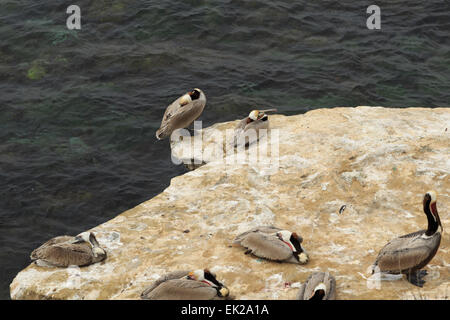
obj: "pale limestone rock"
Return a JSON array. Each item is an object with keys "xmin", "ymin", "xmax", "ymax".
[{"xmin": 10, "ymin": 107, "xmax": 450, "ymax": 300}]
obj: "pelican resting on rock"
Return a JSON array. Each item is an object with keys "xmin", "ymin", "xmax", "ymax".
[
  {"xmin": 156, "ymin": 88, "xmax": 206, "ymax": 140},
  {"xmin": 233, "ymin": 226, "xmax": 309, "ymax": 264},
  {"xmin": 141, "ymin": 269, "xmax": 230, "ymax": 300},
  {"xmin": 31, "ymin": 232, "xmax": 106, "ymax": 267},
  {"xmin": 371, "ymin": 190, "xmax": 443, "ymax": 287},
  {"xmin": 297, "ymin": 272, "xmax": 336, "ymax": 300},
  {"xmin": 233, "ymin": 109, "xmax": 277, "ymax": 147}
]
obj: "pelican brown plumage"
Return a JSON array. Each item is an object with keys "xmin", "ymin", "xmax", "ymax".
[
  {"xmin": 156, "ymin": 88, "xmax": 206, "ymax": 140},
  {"xmin": 297, "ymin": 272, "xmax": 336, "ymax": 300},
  {"xmin": 233, "ymin": 226, "xmax": 309, "ymax": 264},
  {"xmin": 140, "ymin": 269, "xmax": 230, "ymax": 300},
  {"xmin": 233, "ymin": 108, "xmax": 277, "ymax": 147},
  {"xmin": 30, "ymin": 232, "xmax": 106, "ymax": 267},
  {"xmin": 371, "ymin": 190, "xmax": 443, "ymax": 287}
]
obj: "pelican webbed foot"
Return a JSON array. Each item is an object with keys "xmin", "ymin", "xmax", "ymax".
[{"xmin": 407, "ymin": 270, "xmax": 427, "ymax": 287}]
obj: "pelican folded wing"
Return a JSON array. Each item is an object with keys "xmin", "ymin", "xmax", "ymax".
[
  {"xmin": 375, "ymin": 232, "xmax": 441, "ymax": 273},
  {"xmin": 31, "ymin": 240, "xmax": 95, "ymax": 267},
  {"xmin": 142, "ymin": 279, "xmax": 220, "ymax": 300},
  {"xmin": 239, "ymin": 232, "xmax": 293, "ymax": 261}
]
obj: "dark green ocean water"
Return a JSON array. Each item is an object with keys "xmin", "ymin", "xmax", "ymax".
[{"xmin": 0, "ymin": 0, "xmax": 449, "ymax": 299}]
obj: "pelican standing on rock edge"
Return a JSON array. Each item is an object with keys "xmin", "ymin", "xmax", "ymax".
[
  {"xmin": 30, "ymin": 232, "xmax": 107, "ymax": 267},
  {"xmin": 233, "ymin": 108, "xmax": 277, "ymax": 147},
  {"xmin": 156, "ymin": 88, "xmax": 206, "ymax": 140},
  {"xmin": 371, "ymin": 191, "xmax": 443, "ymax": 287},
  {"xmin": 233, "ymin": 226, "xmax": 309, "ymax": 264},
  {"xmin": 140, "ymin": 269, "xmax": 230, "ymax": 300}
]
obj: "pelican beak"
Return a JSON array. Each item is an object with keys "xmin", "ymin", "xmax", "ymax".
[
  {"xmin": 187, "ymin": 272, "xmax": 195, "ymax": 280},
  {"xmin": 260, "ymin": 108, "xmax": 277, "ymax": 113},
  {"xmin": 156, "ymin": 130, "xmax": 162, "ymax": 140},
  {"xmin": 72, "ymin": 236, "xmax": 85, "ymax": 244}
]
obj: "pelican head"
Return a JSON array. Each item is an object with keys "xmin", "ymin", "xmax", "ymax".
[
  {"xmin": 203, "ymin": 269, "xmax": 229, "ymax": 297},
  {"xmin": 249, "ymin": 110, "xmax": 260, "ymax": 121},
  {"xmin": 73, "ymin": 232, "xmax": 92, "ymax": 244},
  {"xmin": 276, "ymin": 230, "xmax": 309, "ymax": 263},
  {"xmin": 187, "ymin": 269, "xmax": 205, "ymax": 281},
  {"xmin": 179, "ymin": 93, "xmax": 193, "ymax": 106},
  {"xmin": 309, "ymin": 283, "xmax": 327, "ymax": 300},
  {"xmin": 186, "ymin": 269, "xmax": 229, "ymax": 296},
  {"xmin": 248, "ymin": 108, "xmax": 278, "ymax": 121},
  {"xmin": 276, "ymin": 230, "xmax": 296, "ymax": 252},
  {"xmin": 190, "ymin": 88, "xmax": 201, "ymax": 100},
  {"xmin": 179, "ymin": 88, "xmax": 203, "ymax": 106},
  {"xmin": 277, "ymin": 230, "xmax": 293, "ymax": 242},
  {"xmin": 73, "ymin": 232, "xmax": 106, "ymax": 258},
  {"xmin": 426, "ymin": 190, "xmax": 437, "ymax": 203}
]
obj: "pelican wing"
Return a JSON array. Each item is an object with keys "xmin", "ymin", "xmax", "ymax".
[
  {"xmin": 157, "ymin": 95, "xmax": 206, "ymax": 139},
  {"xmin": 297, "ymin": 282, "xmax": 306, "ymax": 300},
  {"xmin": 234, "ymin": 226, "xmax": 281, "ymax": 244},
  {"xmin": 141, "ymin": 279, "xmax": 219, "ymax": 300},
  {"xmin": 234, "ymin": 117, "xmax": 248, "ymax": 131},
  {"xmin": 324, "ymin": 272, "xmax": 337, "ymax": 300},
  {"xmin": 232, "ymin": 117, "xmax": 248, "ymax": 146},
  {"xmin": 233, "ymin": 118, "xmax": 269, "ymax": 147},
  {"xmin": 298, "ymin": 273, "xmax": 320, "ymax": 300},
  {"xmin": 160, "ymin": 96, "xmax": 187, "ymax": 123},
  {"xmin": 31, "ymin": 235, "xmax": 73, "ymax": 252},
  {"xmin": 399, "ymin": 230, "xmax": 428, "ymax": 239},
  {"xmin": 246, "ymin": 118, "xmax": 269, "ymax": 132},
  {"xmin": 31, "ymin": 241, "xmax": 93, "ymax": 267},
  {"xmin": 30, "ymin": 235, "xmax": 73, "ymax": 261},
  {"xmin": 374, "ymin": 231, "xmax": 441, "ymax": 273},
  {"xmin": 238, "ymin": 232, "xmax": 293, "ymax": 261},
  {"xmin": 141, "ymin": 270, "xmax": 190, "ymax": 298}
]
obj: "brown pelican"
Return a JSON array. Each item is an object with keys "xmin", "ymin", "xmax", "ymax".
[
  {"xmin": 297, "ymin": 272, "xmax": 336, "ymax": 300},
  {"xmin": 156, "ymin": 88, "xmax": 206, "ymax": 140},
  {"xmin": 233, "ymin": 108, "xmax": 277, "ymax": 147},
  {"xmin": 141, "ymin": 269, "xmax": 230, "ymax": 300},
  {"xmin": 371, "ymin": 191, "xmax": 443, "ymax": 287},
  {"xmin": 233, "ymin": 226, "xmax": 309, "ymax": 264},
  {"xmin": 30, "ymin": 232, "xmax": 106, "ymax": 267}
]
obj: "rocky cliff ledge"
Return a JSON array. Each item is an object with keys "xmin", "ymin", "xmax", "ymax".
[{"xmin": 10, "ymin": 107, "xmax": 449, "ymax": 300}]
